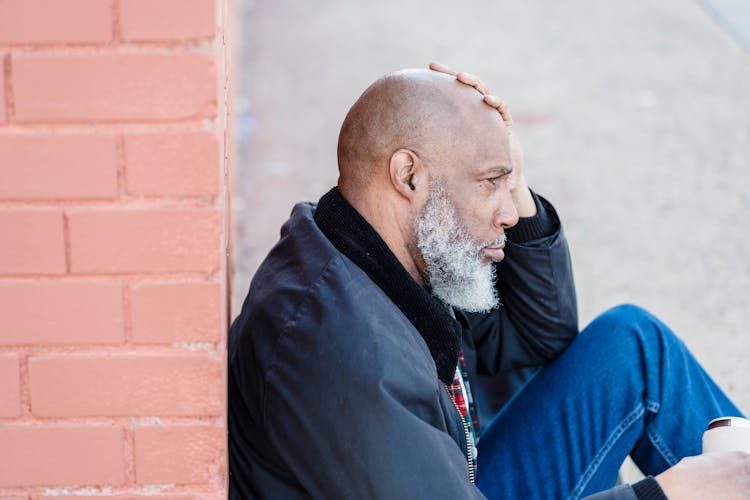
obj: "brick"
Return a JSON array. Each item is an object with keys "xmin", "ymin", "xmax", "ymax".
[
  {"xmin": 0, "ymin": 281, "xmax": 124, "ymax": 346},
  {"xmin": 0, "ymin": 210, "xmax": 65, "ymax": 274},
  {"xmin": 0, "ymin": 425, "xmax": 125, "ymax": 487},
  {"xmin": 131, "ymin": 281, "xmax": 221, "ymax": 344},
  {"xmin": 125, "ymin": 132, "xmax": 218, "ymax": 197},
  {"xmin": 0, "ymin": 134, "xmax": 118, "ymax": 199},
  {"xmin": 135, "ymin": 425, "xmax": 223, "ymax": 484},
  {"xmin": 12, "ymin": 54, "xmax": 215, "ymax": 123},
  {"xmin": 0, "ymin": 0, "xmax": 111, "ymax": 44},
  {"xmin": 0, "ymin": 354, "xmax": 21, "ymax": 417},
  {"xmin": 29, "ymin": 354, "xmax": 222, "ymax": 416},
  {"xmin": 69, "ymin": 209, "xmax": 220, "ymax": 274},
  {"xmin": 0, "ymin": 497, "xmax": 29, "ymax": 500},
  {"xmin": 121, "ymin": 0, "xmax": 215, "ymax": 41}
]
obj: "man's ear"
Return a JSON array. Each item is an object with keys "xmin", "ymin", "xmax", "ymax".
[{"xmin": 389, "ymin": 148, "xmax": 424, "ymax": 199}]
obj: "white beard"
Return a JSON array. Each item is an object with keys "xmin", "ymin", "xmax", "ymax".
[{"xmin": 415, "ymin": 181, "xmax": 503, "ymax": 313}]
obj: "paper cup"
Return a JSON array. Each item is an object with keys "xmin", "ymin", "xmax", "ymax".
[{"xmin": 702, "ymin": 417, "xmax": 750, "ymax": 454}]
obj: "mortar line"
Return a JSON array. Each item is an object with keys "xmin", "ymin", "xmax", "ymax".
[
  {"xmin": 3, "ymin": 53, "xmax": 14, "ymax": 121},
  {"xmin": 19, "ymin": 352, "xmax": 31, "ymax": 416},
  {"xmin": 111, "ymin": 0, "xmax": 122, "ymax": 44},
  {"xmin": 123, "ymin": 280, "xmax": 133, "ymax": 345},
  {"xmin": 62, "ymin": 211, "xmax": 72, "ymax": 274},
  {"xmin": 115, "ymin": 134, "xmax": 127, "ymax": 197},
  {"xmin": 124, "ymin": 421, "xmax": 137, "ymax": 484}
]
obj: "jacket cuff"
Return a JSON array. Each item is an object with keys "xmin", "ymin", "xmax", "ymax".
[
  {"xmin": 505, "ymin": 190, "xmax": 559, "ymax": 243},
  {"xmin": 632, "ymin": 476, "xmax": 668, "ymax": 500}
]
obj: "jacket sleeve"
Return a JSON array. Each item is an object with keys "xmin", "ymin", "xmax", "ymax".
[
  {"xmin": 582, "ymin": 484, "xmax": 638, "ymax": 500},
  {"xmin": 463, "ymin": 192, "xmax": 579, "ymax": 375},
  {"xmin": 261, "ymin": 262, "xmax": 486, "ymax": 499}
]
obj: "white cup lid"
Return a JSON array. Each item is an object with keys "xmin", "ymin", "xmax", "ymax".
[{"xmin": 707, "ymin": 416, "xmax": 750, "ymax": 430}]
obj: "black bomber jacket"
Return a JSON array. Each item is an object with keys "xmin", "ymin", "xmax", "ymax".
[{"xmin": 228, "ymin": 187, "xmax": 663, "ymax": 500}]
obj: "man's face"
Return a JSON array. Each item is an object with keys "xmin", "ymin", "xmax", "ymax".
[
  {"xmin": 415, "ymin": 178, "xmax": 505, "ymax": 312},
  {"xmin": 412, "ymin": 109, "xmax": 518, "ymax": 312}
]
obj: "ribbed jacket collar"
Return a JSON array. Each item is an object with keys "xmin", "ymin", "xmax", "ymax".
[{"xmin": 313, "ymin": 187, "xmax": 460, "ymax": 385}]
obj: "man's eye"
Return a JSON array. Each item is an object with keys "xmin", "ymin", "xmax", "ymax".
[{"xmin": 485, "ymin": 177, "xmax": 500, "ymax": 187}]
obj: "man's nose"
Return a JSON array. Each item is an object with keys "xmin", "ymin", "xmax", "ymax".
[{"xmin": 493, "ymin": 196, "xmax": 519, "ymax": 229}]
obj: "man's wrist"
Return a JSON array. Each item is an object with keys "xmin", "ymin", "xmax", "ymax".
[
  {"xmin": 511, "ymin": 179, "xmax": 537, "ymax": 218},
  {"xmin": 505, "ymin": 190, "xmax": 559, "ymax": 243}
]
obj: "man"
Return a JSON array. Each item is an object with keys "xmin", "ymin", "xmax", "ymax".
[{"xmin": 228, "ymin": 64, "xmax": 749, "ymax": 499}]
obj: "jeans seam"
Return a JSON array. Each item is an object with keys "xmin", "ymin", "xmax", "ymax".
[
  {"xmin": 646, "ymin": 426, "xmax": 678, "ymax": 467},
  {"xmin": 567, "ymin": 403, "xmax": 645, "ymax": 500}
]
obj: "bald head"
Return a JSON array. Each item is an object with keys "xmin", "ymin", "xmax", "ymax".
[
  {"xmin": 334, "ymin": 68, "xmax": 518, "ymax": 285},
  {"xmin": 337, "ymin": 69, "xmax": 500, "ymax": 190}
]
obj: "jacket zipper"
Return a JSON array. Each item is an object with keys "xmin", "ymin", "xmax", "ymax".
[{"xmin": 445, "ymin": 385, "xmax": 476, "ymax": 483}]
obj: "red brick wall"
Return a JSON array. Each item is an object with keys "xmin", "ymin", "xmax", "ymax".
[{"xmin": 0, "ymin": 1, "xmax": 230, "ymax": 498}]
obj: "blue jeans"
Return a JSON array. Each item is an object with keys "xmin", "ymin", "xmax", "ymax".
[{"xmin": 476, "ymin": 304, "xmax": 744, "ymax": 499}]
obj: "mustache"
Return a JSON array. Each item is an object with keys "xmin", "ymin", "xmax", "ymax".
[{"xmin": 479, "ymin": 233, "xmax": 507, "ymax": 250}]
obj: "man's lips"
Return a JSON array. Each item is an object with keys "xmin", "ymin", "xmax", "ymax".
[{"xmin": 482, "ymin": 243, "xmax": 506, "ymax": 262}]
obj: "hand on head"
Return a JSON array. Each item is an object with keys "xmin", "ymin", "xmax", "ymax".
[
  {"xmin": 428, "ymin": 62, "xmax": 535, "ymax": 217},
  {"xmin": 429, "ymin": 62, "xmax": 513, "ymax": 128}
]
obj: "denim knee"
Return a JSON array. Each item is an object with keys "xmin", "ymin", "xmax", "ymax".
[
  {"xmin": 588, "ymin": 304, "xmax": 661, "ymax": 333},
  {"xmin": 583, "ymin": 303, "xmax": 686, "ymax": 363},
  {"xmin": 600, "ymin": 303, "xmax": 655, "ymax": 324},
  {"xmin": 580, "ymin": 303, "xmax": 668, "ymax": 353}
]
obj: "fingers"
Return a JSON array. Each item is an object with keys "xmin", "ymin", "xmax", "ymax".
[
  {"xmin": 430, "ymin": 62, "xmax": 489, "ymax": 94},
  {"xmin": 429, "ymin": 62, "xmax": 490, "ymax": 95},
  {"xmin": 428, "ymin": 61, "xmax": 457, "ymax": 76},
  {"xmin": 456, "ymin": 72, "xmax": 489, "ymax": 95},
  {"xmin": 428, "ymin": 62, "xmax": 512, "ymax": 123},
  {"xmin": 483, "ymin": 94, "xmax": 513, "ymax": 126}
]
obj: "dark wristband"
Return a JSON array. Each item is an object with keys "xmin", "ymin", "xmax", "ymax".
[
  {"xmin": 505, "ymin": 190, "xmax": 559, "ymax": 243},
  {"xmin": 632, "ymin": 476, "xmax": 668, "ymax": 500}
]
